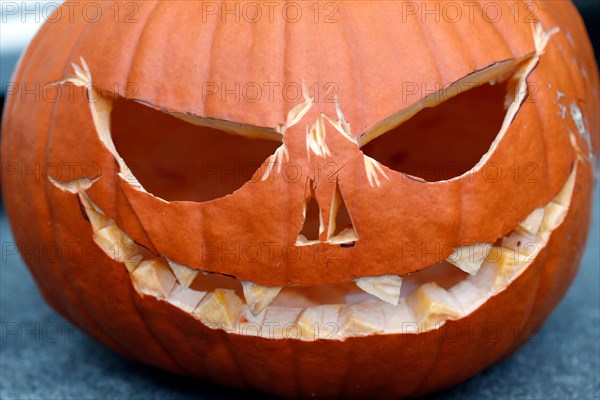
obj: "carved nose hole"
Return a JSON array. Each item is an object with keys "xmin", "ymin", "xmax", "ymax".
[
  {"xmin": 296, "ymin": 179, "xmax": 323, "ymax": 245},
  {"xmin": 327, "ymin": 181, "xmax": 358, "ymax": 244}
]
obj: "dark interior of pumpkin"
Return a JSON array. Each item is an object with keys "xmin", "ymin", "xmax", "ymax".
[
  {"xmin": 111, "ymin": 100, "xmax": 282, "ymax": 202},
  {"xmin": 360, "ymin": 79, "xmax": 510, "ymax": 181}
]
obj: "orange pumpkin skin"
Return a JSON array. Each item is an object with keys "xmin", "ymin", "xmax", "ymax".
[{"xmin": 1, "ymin": 1, "xmax": 598, "ymax": 398}]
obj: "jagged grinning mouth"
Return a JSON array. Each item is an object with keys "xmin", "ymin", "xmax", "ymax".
[{"xmin": 50, "ymin": 166, "xmax": 576, "ymax": 340}]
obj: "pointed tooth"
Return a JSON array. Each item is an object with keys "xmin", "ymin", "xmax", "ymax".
[
  {"xmin": 77, "ymin": 193, "xmax": 112, "ymax": 230},
  {"xmin": 536, "ymin": 166, "xmax": 575, "ymax": 241},
  {"xmin": 124, "ymin": 253, "xmax": 144, "ymax": 274},
  {"xmin": 131, "ymin": 258, "xmax": 177, "ymax": 298},
  {"xmin": 540, "ymin": 201, "xmax": 569, "ymax": 233},
  {"xmin": 469, "ymin": 259, "xmax": 497, "ymax": 293},
  {"xmin": 167, "ymin": 260, "xmax": 199, "ymax": 288},
  {"xmin": 237, "ymin": 306, "xmax": 267, "ymax": 336},
  {"xmin": 338, "ymin": 300, "xmax": 385, "ymax": 337},
  {"xmin": 193, "ymin": 289, "xmax": 243, "ymax": 329},
  {"xmin": 485, "ymin": 247, "xmax": 532, "ymax": 290},
  {"xmin": 86, "ymin": 209, "xmax": 113, "ymax": 231},
  {"xmin": 553, "ymin": 167, "xmax": 576, "ymax": 206},
  {"xmin": 407, "ymin": 282, "xmax": 463, "ymax": 327},
  {"xmin": 518, "ymin": 207, "xmax": 545, "ymax": 235},
  {"xmin": 93, "ymin": 223, "xmax": 141, "ymax": 265},
  {"xmin": 501, "ymin": 230, "xmax": 540, "ymax": 257},
  {"xmin": 354, "ymin": 274, "xmax": 403, "ymax": 305},
  {"xmin": 450, "ymin": 280, "xmax": 487, "ymax": 315},
  {"xmin": 241, "ymin": 281, "xmax": 283, "ymax": 315},
  {"xmin": 260, "ymin": 307, "xmax": 303, "ymax": 339},
  {"xmin": 446, "ymin": 243, "xmax": 492, "ymax": 275},
  {"xmin": 167, "ymin": 285, "xmax": 206, "ymax": 313},
  {"xmin": 379, "ymin": 301, "xmax": 416, "ymax": 334},
  {"xmin": 296, "ymin": 305, "xmax": 342, "ymax": 340}
]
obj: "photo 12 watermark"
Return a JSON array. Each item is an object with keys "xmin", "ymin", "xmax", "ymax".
[{"xmin": 1, "ymin": 1, "xmax": 140, "ymax": 24}]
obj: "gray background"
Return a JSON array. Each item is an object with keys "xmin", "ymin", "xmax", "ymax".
[{"xmin": 1, "ymin": 1, "xmax": 600, "ymax": 399}]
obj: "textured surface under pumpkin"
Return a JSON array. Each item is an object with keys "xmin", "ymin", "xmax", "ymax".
[{"xmin": 1, "ymin": 1, "xmax": 598, "ymax": 398}]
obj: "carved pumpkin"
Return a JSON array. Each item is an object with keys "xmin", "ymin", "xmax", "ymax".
[{"xmin": 2, "ymin": 1, "xmax": 598, "ymax": 398}]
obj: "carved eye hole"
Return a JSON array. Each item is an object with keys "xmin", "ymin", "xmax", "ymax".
[
  {"xmin": 111, "ymin": 98, "xmax": 282, "ymax": 202},
  {"xmin": 360, "ymin": 61, "xmax": 521, "ymax": 182}
]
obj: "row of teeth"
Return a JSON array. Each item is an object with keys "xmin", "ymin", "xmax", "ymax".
[{"xmin": 52, "ymin": 167, "xmax": 574, "ymax": 340}]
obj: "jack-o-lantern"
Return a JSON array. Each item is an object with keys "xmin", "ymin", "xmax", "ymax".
[{"xmin": 2, "ymin": 1, "xmax": 598, "ymax": 398}]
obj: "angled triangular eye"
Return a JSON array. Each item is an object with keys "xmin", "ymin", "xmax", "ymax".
[
  {"xmin": 360, "ymin": 61, "xmax": 523, "ymax": 182},
  {"xmin": 111, "ymin": 98, "xmax": 282, "ymax": 202}
]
